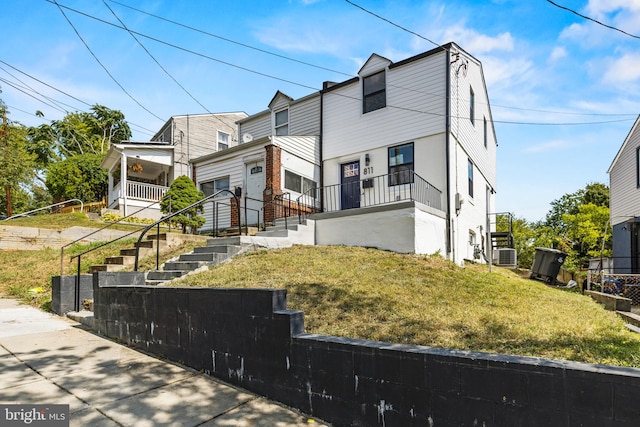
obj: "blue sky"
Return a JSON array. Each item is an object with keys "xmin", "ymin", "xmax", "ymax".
[{"xmin": 1, "ymin": 0, "xmax": 639, "ymax": 221}]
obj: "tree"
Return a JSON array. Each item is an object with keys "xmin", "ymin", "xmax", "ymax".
[
  {"xmin": 160, "ymin": 176, "xmax": 205, "ymax": 233},
  {"xmin": 0, "ymin": 100, "xmax": 35, "ymax": 216},
  {"xmin": 45, "ymin": 153, "xmax": 108, "ymax": 202},
  {"xmin": 27, "ymin": 105, "xmax": 131, "ymax": 203}
]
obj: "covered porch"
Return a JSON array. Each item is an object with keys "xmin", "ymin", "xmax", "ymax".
[{"xmin": 101, "ymin": 143, "xmax": 175, "ymax": 219}]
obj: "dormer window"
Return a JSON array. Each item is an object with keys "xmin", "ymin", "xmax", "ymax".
[
  {"xmin": 363, "ymin": 70, "xmax": 386, "ymax": 113},
  {"xmin": 275, "ymin": 109, "xmax": 289, "ymax": 136}
]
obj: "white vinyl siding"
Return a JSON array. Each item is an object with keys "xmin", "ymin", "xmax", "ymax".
[
  {"xmin": 610, "ymin": 118, "xmax": 640, "ymax": 226},
  {"xmin": 450, "ymin": 55, "xmax": 497, "ymax": 190},
  {"xmin": 323, "ymin": 51, "xmax": 447, "ymax": 160},
  {"xmin": 239, "ymin": 112, "xmax": 271, "ymax": 143}
]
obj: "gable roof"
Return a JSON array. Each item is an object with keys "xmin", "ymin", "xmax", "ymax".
[
  {"xmin": 358, "ymin": 53, "xmax": 392, "ymax": 76},
  {"xmin": 268, "ymin": 90, "xmax": 294, "ymax": 110},
  {"xmin": 608, "ymin": 115, "xmax": 640, "ymax": 174}
]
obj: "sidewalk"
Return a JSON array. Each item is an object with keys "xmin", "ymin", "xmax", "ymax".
[{"xmin": 0, "ymin": 298, "xmax": 328, "ymax": 426}]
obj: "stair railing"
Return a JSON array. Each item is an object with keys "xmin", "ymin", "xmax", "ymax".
[
  {"xmin": 63, "ymin": 197, "xmax": 170, "ymax": 313},
  {"xmin": 60, "ymin": 197, "xmax": 169, "ymax": 275},
  {"xmin": 134, "ymin": 189, "xmax": 241, "ymax": 271},
  {"xmin": 4, "ymin": 199, "xmax": 84, "ymax": 220},
  {"xmin": 259, "ymin": 192, "xmax": 291, "ymax": 229}
]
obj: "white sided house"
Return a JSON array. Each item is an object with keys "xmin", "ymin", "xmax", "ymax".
[
  {"xmin": 608, "ymin": 115, "xmax": 640, "ymax": 273},
  {"xmin": 316, "ymin": 43, "xmax": 498, "ymax": 264},
  {"xmin": 192, "ymin": 91, "xmax": 321, "ymax": 233},
  {"xmin": 192, "ymin": 43, "xmax": 499, "ymax": 265},
  {"xmin": 101, "ymin": 112, "xmax": 247, "ymax": 219}
]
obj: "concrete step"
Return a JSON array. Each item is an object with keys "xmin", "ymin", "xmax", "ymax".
[
  {"xmin": 179, "ymin": 252, "xmax": 227, "ymax": 263},
  {"xmin": 120, "ymin": 247, "xmax": 154, "ymax": 257},
  {"xmin": 163, "ymin": 261, "xmax": 207, "ymax": 271},
  {"xmin": 193, "ymin": 245, "xmax": 243, "ymax": 255},
  {"xmin": 255, "ymin": 229, "xmax": 290, "ymax": 238},
  {"xmin": 90, "ymin": 264, "xmax": 126, "ymax": 273},
  {"xmin": 146, "ymin": 270, "xmax": 187, "ymax": 281},
  {"xmin": 205, "ymin": 236, "xmax": 242, "ymax": 246},
  {"xmin": 105, "ymin": 255, "xmax": 135, "ymax": 266}
]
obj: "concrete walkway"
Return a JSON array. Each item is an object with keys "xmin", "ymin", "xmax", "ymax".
[{"xmin": 0, "ymin": 298, "xmax": 328, "ymax": 426}]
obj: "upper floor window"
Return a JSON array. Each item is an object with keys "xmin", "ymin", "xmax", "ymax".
[
  {"xmin": 201, "ymin": 176, "xmax": 230, "ymax": 197},
  {"xmin": 470, "ymin": 87, "xmax": 475, "ymax": 125},
  {"xmin": 275, "ymin": 109, "xmax": 289, "ymax": 136},
  {"xmin": 468, "ymin": 159, "xmax": 474, "ymax": 198},
  {"xmin": 363, "ymin": 70, "xmax": 386, "ymax": 113},
  {"xmin": 388, "ymin": 142, "xmax": 414, "ymax": 186},
  {"xmin": 217, "ymin": 131, "xmax": 229, "ymax": 151}
]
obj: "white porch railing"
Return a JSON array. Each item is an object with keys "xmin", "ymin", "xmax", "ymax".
[{"xmin": 126, "ymin": 181, "xmax": 168, "ymax": 202}]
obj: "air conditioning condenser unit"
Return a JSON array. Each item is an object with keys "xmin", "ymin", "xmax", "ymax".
[{"xmin": 493, "ymin": 248, "xmax": 517, "ymax": 267}]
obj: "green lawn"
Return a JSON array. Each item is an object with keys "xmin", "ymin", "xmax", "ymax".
[{"xmin": 175, "ymin": 245, "xmax": 640, "ymax": 368}]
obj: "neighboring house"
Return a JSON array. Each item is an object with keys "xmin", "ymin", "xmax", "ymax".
[
  {"xmin": 608, "ymin": 115, "xmax": 640, "ymax": 273},
  {"xmin": 101, "ymin": 112, "xmax": 247, "ymax": 219},
  {"xmin": 192, "ymin": 43, "xmax": 499, "ymax": 265},
  {"xmin": 192, "ymin": 91, "xmax": 321, "ymax": 231}
]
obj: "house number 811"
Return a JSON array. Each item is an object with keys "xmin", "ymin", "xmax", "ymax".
[{"xmin": 363, "ymin": 167, "xmax": 373, "ymax": 175}]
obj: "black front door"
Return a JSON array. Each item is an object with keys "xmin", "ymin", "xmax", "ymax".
[{"xmin": 341, "ymin": 161, "xmax": 360, "ymax": 210}]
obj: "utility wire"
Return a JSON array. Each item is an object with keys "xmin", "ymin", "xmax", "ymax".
[
  {"xmin": 0, "ymin": 61, "xmax": 157, "ymax": 135},
  {"xmin": 107, "ymin": 0, "xmax": 353, "ymax": 78},
  {"xmin": 546, "ymin": 0, "xmax": 640, "ymax": 40},
  {"xmin": 102, "ymin": 0, "xmax": 213, "ymax": 115},
  {"xmin": 0, "ymin": 66, "xmax": 77, "ymax": 113},
  {"xmin": 43, "ymin": 0, "xmax": 638, "ymax": 128},
  {"xmin": 52, "ymin": 0, "xmax": 164, "ymax": 122}
]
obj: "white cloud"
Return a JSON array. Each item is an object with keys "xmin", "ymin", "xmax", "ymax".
[
  {"xmin": 586, "ymin": 0, "xmax": 640, "ymax": 17},
  {"xmin": 440, "ymin": 25, "xmax": 515, "ymax": 54},
  {"xmin": 549, "ymin": 46, "xmax": 567, "ymax": 63},
  {"xmin": 603, "ymin": 53, "xmax": 640, "ymax": 84}
]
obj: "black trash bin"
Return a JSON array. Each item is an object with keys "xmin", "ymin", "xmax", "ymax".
[{"xmin": 530, "ymin": 247, "xmax": 567, "ymax": 285}]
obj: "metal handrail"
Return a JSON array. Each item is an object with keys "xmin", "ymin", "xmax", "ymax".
[
  {"xmin": 295, "ymin": 170, "xmax": 443, "ymax": 223},
  {"xmin": 4, "ymin": 199, "xmax": 84, "ymax": 220},
  {"xmin": 61, "ymin": 196, "xmax": 170, "ymax": 275},
  {"xmin": 134, "ymin": 189, "xmax": 241, "ymax": 271},
  {"xmin": 207, "ymin": 197, "xmax": 260, "ymax": 236}
]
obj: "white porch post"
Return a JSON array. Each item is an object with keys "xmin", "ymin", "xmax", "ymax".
[{"xmin": 120, "ymin": 152, "xmax": 128, "ymax": 217}]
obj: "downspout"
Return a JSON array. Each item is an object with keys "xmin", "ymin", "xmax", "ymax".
[{"xmin": 445, "ymin": 49, "xmax": 453, "ymax": 261}]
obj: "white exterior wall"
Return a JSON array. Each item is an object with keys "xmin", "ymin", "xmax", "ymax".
[
  {"xmin": 315, "ymin": 204, "xmax": 446, "ymax": 255},
  {"xmin": 449, "ymin": 53, "xmax": 497, "ymax": 191},
  {"xmin": 195, "ymin": 144, "xmax": 266, "ymax": 231},
  {"xmin": 239, "ymin": 113, "xmax": 271, "ymax": 143},
  {"xmin": 609, "ymin": 118, "xmax": 640, "ymax": 226},
  {"xmin": 449, "ymin": 141, "xmax": 492, "ymax": 264},
  {"xmin": 322, "ymin": 51, "xmax": 447, "ymax": 161}
]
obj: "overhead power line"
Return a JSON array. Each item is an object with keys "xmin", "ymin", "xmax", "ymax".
[
  {"xmin": 52, "ymin": 0, "xmax": 164, "ymax": 122},
  {"xmin": 107, "ymin": 0, "xmax": 353, "ymax": 78},
  {"xmin": 546, "ymin": 0, "xmax": 640, "ymax": 39},
  {"xmin": 102, "ymin": 0, "xmax": 213, "ymax": 115},
  {"xmin": 42, "ymin": 0, "xmax": 637, "ymax": 129}
]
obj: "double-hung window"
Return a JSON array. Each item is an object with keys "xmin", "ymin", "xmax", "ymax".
[
  {"xmin": 201, "ymin": 176, "xmax": 230, "ymax": 197},
  {"xmin": 217, "ymin": 131, "xmax": 229, "ymax": 151},
  {"xmin": 363, "ymin": 70, "xmax": 386, "ymax": 113},
  {"xmin": 275, "ymin": 109, "xmax": 289, "ymax": 136},
  {"xmin": 388, "ymin": 143, "xmax": 414, "ymax": 186}
]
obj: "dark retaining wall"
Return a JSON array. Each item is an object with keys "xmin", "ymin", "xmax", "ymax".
[
  {"xmin": 51, "ymin": 274, "xmax": 93, "ymax": 315},
  {"xmin": 92, "ymin": 273, "xmax": 640, "ymax": 426}
]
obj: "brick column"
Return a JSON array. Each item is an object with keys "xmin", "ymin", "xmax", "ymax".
[{"xmin": 264, "ymin": 144, "xmax": 282, "ymax": 224}]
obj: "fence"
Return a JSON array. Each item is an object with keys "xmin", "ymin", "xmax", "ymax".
[{"xmin": 587, "ymin": 271, "xmax": 640, "ymax": 305}]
